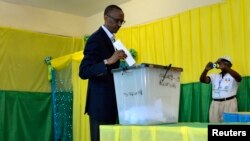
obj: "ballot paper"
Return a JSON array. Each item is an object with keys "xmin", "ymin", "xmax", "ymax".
[{"xmin": 113, "ymin": 39, "xmax": 136, "ymax": 66}]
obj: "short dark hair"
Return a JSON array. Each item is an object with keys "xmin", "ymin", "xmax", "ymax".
[{"xmin": 104, "ymin": 5, "xmax": 122, "ymax": 15}]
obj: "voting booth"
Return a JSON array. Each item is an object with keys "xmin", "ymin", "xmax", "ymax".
[{"xmin": 112, "ymin": 63, "xmax": 183, "ymax": 125}]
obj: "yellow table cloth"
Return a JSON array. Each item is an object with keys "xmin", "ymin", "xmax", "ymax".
[{"xmin": 100, "ymin": 122, "xmax": 208, "ymax": 141}]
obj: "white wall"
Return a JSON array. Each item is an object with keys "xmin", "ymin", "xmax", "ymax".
[
  {"xmin": 0, "ymin": 0, "xmax": 224, "ymax": 37},
  {"xmin": 0, "ymin": 1, "xmax": 86, "ymax": 37}
]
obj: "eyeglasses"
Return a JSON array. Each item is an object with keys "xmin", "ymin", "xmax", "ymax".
[{"xmin": 106, "ymin": 15, "xmax": 126, "ymax": 25}]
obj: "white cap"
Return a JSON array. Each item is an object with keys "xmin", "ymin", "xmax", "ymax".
[{"xmin": 218, "ymin": 55, "xmax": 232, "ymax": 64}]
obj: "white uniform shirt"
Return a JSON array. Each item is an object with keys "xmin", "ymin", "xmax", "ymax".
[{"xmin": 209, "ymin": 73, "xmax": 239, "ymax": 99}]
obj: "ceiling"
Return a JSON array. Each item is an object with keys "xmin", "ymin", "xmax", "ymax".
[{"xmin": 0, "ymin": 0, "xmax": 131, "ymax": 17}]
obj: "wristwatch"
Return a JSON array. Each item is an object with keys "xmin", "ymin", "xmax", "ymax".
[{"xmin": 104, "ymin": 59, "xmax": 108, "ymax": 65}]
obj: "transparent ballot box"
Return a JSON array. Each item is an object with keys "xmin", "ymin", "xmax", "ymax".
[{"xmin": 112, "ymin": 63, "xmax": 183, "ymax": 125}]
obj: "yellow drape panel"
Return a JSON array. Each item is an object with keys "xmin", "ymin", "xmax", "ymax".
[
  {"xmin": 100, "ymin": 124, "xmax": 207, "ymax": 141},
  {"xmin": 51, "ymin": 54, "xmax": 72, "ymax": 70},
  {"xmin": 51, "ymin": 51, "xmax": 83, "ymax": 70},
  {"xmin": 72, "ymin": 60, "xmax": 90, "ymax": 141},
  {"xmin": 0, "ymin": 26, "xmax": 82, "ymax": 92},
  {"xmin": 117, "ymin": 0, "xmax": 250, "ymax": 83}
]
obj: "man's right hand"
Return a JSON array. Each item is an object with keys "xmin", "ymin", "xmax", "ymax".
[
  {"xmin": 106, "ymin": 50, "xmax": 127, "ymax": 65},
  {"xmin": 205, "ymin": 62, "xmax": 213, "ymax": 71}
]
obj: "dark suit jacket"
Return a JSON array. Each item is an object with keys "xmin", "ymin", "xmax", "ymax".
[{"xmin": 79, "ymin": 27, "xmax": 120, "ymax": 122}]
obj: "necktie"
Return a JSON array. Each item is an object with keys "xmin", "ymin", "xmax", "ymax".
[
  {"xmin": 111, "ymin": 36, "xmax": 116, "ymax": 51},
  {"xmin": 111, "ymin": 35, "xmax": 116, "ymax": 43}
]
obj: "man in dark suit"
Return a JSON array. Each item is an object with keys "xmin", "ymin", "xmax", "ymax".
[{"xmin": 79, "ymin": 4, "xmax": 127, "ymax": 141}]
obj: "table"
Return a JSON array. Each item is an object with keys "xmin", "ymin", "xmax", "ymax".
[{"xmin": 100, "ymin": 122, "xmax": 208, "ymax": 141}]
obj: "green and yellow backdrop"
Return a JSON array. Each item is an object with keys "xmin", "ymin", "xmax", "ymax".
[{"xmin": 0, "ymin": 0, "xmax": 249, "ymax": 141}]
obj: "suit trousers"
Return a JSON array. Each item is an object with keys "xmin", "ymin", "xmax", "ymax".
[{"xmin": 89, "ymin": 117, "xmax": 117, "ymax": 141}]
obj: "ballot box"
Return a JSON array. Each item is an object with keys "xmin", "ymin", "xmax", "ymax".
[{"xmin": 112, "ymin": 63, "xmax": 183, "ymax": 125}]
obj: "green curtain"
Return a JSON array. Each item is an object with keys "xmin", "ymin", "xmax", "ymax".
[
  {"xmin": 237, "ymin": 77, "xmax": 250, "ymax": 111},
  {"xmin": 0, "ymin": 91, "xmax": 52, "ymax": 141}
]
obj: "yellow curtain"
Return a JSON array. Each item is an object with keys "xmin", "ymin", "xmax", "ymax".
[
  {"xmin": 72, "ymin": 54, "xmax": 90, "ymax": 141},
  {"xmin": 0, "ymin": 27, "xmax": 83, "ymax": 92},
  {"xmin": 117, "ymin": 0, "xmax": 250, "ymax": 83},
  {"xmin": 51, "ymin": 0, "xmax": 250, "ymax": 141}
]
